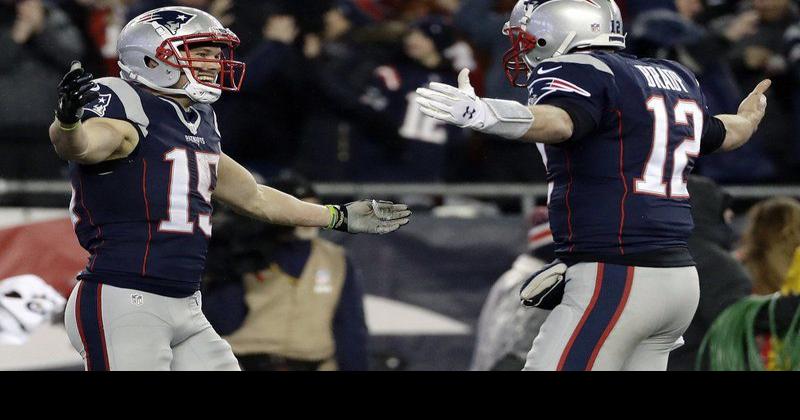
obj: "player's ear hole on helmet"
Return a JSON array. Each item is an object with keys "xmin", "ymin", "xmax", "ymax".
[
  {"xmin": 144, "ymin": 56, "xmax": 160, "ymax": 69},
  {"xmin": 537, "ymin": 38, "xmax": 547, "ymax": 47}
]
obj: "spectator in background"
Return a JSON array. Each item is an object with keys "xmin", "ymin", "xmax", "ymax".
[
  {"xmin": 0, "ymin": 0, "xmax": 85, "ymax": 179},
  {"xmin": 705, "ymin": 0, "xmax": 799, "ymax": 182},
  {"xmin": 667, "ymin": 176, "xmax": 753, "ymax": 371},
  {"xmin": 436, "ymin": 0, "xmax": 546, "ymax": 183},
  {"xmin": 782, "ymin": 18, "xmax": 800, "ymax": 176},
  {"xmin": 295, "ymin": 0, "xmax": 394, "ymax": 181},
  {"xmin": 350, "ymin": 15, "xmax": 467, "ymax": 186},
  {"xmin": 59, "ymin": 0, "xmax": 130, "ymax": 78},
  {"xmin": 630, "ymin": 0, "xmax": 757, "ymax": 114},
  {"xmin": 202, "ymin": 172, "xmax": 369, "ymax": 371},
  {"xmin": 629, "ymin": 0, "xmax": 782, "ymax": 184},
  {"xmin": 738, "ymin": 196, "xmax": 800, "ymax": 295},
  {"xmin": 470, "ymin": 206, "xmax": 554, "ymax": 371},
  {"xmin": 214, "ymin": 3, "xmax": 307, "ymax": 179},
  {"xmin": 0, "ymin": 0, "xmax": 85, "ymax": 132}
]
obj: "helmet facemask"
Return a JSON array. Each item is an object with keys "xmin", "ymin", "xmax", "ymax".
[
  {"xmin": 156, "ymin": 28, "xmax": 246, "ymax": 95},
  {"xmin": 500, "ymin": 0, "xmax": 627, "ymax": 89},
  {"xmin": 502, "ymin": 25, "xmax": 538, "ymax": 88}
]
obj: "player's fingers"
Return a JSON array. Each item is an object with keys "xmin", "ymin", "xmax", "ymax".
[
  {"xmin": 72, "ymin": 73, "xmax": 95, "ymax": 88},
  {"xmin": 457, "ymin": 68, "xmax": 475, "ymax": 96},
  {"xmin": 74, "ymin": 81, "xmax": 97, "ymax": 97},
  {"xmin": 418, "ymin": 103, "xmax": 456, "ymax": 123},
  {"xmin": 427, "ymin": 82, "xmax": 463, "ymax": 98},
  {"xmin": 372, "ymin": 201, "xmax": 411, "ymax": 220},
  {"xmin": 376, "ymin": 222, "xmax": 402, "ymax": 234},
  {"xmin": 416, "ymin": 97, "xmax": 452, "ymax": 114},
  {"xmin": 69, "ymin": 60, "xmax": 83, "ymax": 72},
  {"xmin": 79, "ymin": 90, "xmax": 100, "ymax": 105},
  {"xmin": 752, "ymin": 79, "xmax": 771, "ymax": 95},
  {"xmin": 415, "ymin": 87, "xmax": 457, "ymax": 105},
  {"xmin": 59, "ymin": 68, "xmax": 85, "ymax": 88},
  {"xmin": 383, "ymin": 209, "xmax": 412, "ymax": 221}
]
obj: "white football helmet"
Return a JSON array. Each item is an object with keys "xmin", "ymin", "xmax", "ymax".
[
  {"xmin": 502, "ymin": 0, "xmax": 626, "ymax": 86},
  {"xmin": 117, "ymin": 6, "xmax": 246, "ymax": 103}
]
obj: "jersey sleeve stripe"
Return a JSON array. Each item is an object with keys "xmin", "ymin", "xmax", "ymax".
[
  {"xmin": 539, "ymin": 54, "xmax": 615, "ymax": 76},
  {"xmin": 96, "ymin": 77, "xmax": 151, "ymax": 137}
]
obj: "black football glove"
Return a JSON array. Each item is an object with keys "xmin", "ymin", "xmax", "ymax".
[
  {"xmin": 520, "ymin": 259, "xmax": 568, "ymax": 310},
  {"xmin": 56, "ymin": 61, "xmax": 99, "ymax": 125}
]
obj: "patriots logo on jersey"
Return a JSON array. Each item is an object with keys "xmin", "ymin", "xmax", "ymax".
[
  {"xmin": 136, "ymin": 10, "xmax": 196, "ymax": 35},
  {"xmin": 529, "ymin": 77, "xmax": 591, "ymax": 104},
  {"xmin": 84, "ymin": 93, "xmax": 112, "ymax": 117}
]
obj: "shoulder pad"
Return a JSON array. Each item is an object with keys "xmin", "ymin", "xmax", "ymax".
[
  {"xmin": 539, "ymin": 54, "xmax": 614, "ymax": 76},
  {"xmin": 90, "ymin": 77, "xmax": 150, "ymax": 137}
]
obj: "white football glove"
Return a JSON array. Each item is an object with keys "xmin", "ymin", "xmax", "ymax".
[
  {"xmin": 327, "ymin": 199, "xmax": 412, "ymax": 234},
  {"xmin": 415, "ymin": 68, "xmax": 534, "ymax": 139},
  {"xmin": 520, "ymin": 260, "xmax": 568, "ymax": 309}
]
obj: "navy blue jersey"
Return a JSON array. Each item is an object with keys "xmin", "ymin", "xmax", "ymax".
[
  {"xmin": 529, "ymin": 51, "xmax": 719, "ymax": 267},
  {"xmin": 69, "ymin": 77, "xmax": 222, "ymax": 297}
]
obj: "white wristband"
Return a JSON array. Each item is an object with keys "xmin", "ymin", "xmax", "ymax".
[{"xmin": 480, "ymin": 98, "xmax": 535, "ymax": 139}]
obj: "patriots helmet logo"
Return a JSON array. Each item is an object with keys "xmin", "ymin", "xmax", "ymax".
[{"xmin": 136, "ymin": 9, "xmax": 196, "ymax": 35}]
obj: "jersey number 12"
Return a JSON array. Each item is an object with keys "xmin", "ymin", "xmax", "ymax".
[{"xmin": 635, "ymin": 96, "xmax": 702, "ymax": 199}]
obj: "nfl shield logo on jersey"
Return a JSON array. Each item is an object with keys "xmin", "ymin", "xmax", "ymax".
[{"xmin": 136, "ymin": 9, "xmax": 196, "ymax": 35}]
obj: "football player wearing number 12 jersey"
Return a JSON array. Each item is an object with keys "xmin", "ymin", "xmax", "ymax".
[
  {"xmin": 49, "ymin": 7, "xmax": 411, "ymax": 371},
  {"xmin": 417, "ymin": 0, "xmax": 769, "ymax": 370}
]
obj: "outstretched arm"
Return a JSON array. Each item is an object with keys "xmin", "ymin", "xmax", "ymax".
[
  {"xmin": 213, "ymin": 153, "xmax": 411, "ymax": 234},
  {"xmin": 213, "ymin": 152, "xmax": 331, "ymax": 227},
  {"xmin": 416, "ymin": 69, "xmax": 572, "ymax": 144},
  {"xmin": 713, "ymin": 79, "xmax": 771, "ymax": 152}
]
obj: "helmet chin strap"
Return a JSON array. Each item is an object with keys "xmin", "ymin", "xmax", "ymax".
[
  {"xmin": 553, "ymin": 31, "xmax": 577, "ymax": 58},
  {"xmin": 179, "ymin": 67, "xmax": 222, "ymax": 104},
  {"xmin": 118, "ymin": 61, "xmax": 222, "ymax": 104}
]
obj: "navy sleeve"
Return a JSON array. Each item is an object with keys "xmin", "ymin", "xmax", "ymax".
[
  {"xmin": 700, "ymin": 116, "xmax": 727, "ymax": 156},
  {"xmin": 80, "ymin": 81, "xmax": 127, "ymax": 122},
  {"xmin": 528, "ymin": 58, "xmax": 614, "ymax": 141},
  {"xmin": 332, "ymin": 256, "xmax": 369, "ymax": 371},
  {"xmin": 544, "ymin": 97, "xmax": 599, "ymax": 142}
]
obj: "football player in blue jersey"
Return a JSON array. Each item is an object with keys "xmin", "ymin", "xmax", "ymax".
[
  {"xmin": 48, "ymin": 6, "xmax": 411, "ymax": 371},
  {"xmin": 417, "ymin": 0, "xmax": 770, "ymax": 370}
]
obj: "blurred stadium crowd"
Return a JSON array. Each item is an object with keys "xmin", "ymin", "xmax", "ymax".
[
  {"xmin": 5, "ymin": 0, "xmax": 800, "ymax": 185},
  {"xmin": 4, "ymin": 0, "xmax": 800, "ymax": 371}
]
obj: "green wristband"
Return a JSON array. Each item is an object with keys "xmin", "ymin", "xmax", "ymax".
[{"xmin": 324, "ymin": 205, "xmax": 339, "ymax": 230}]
